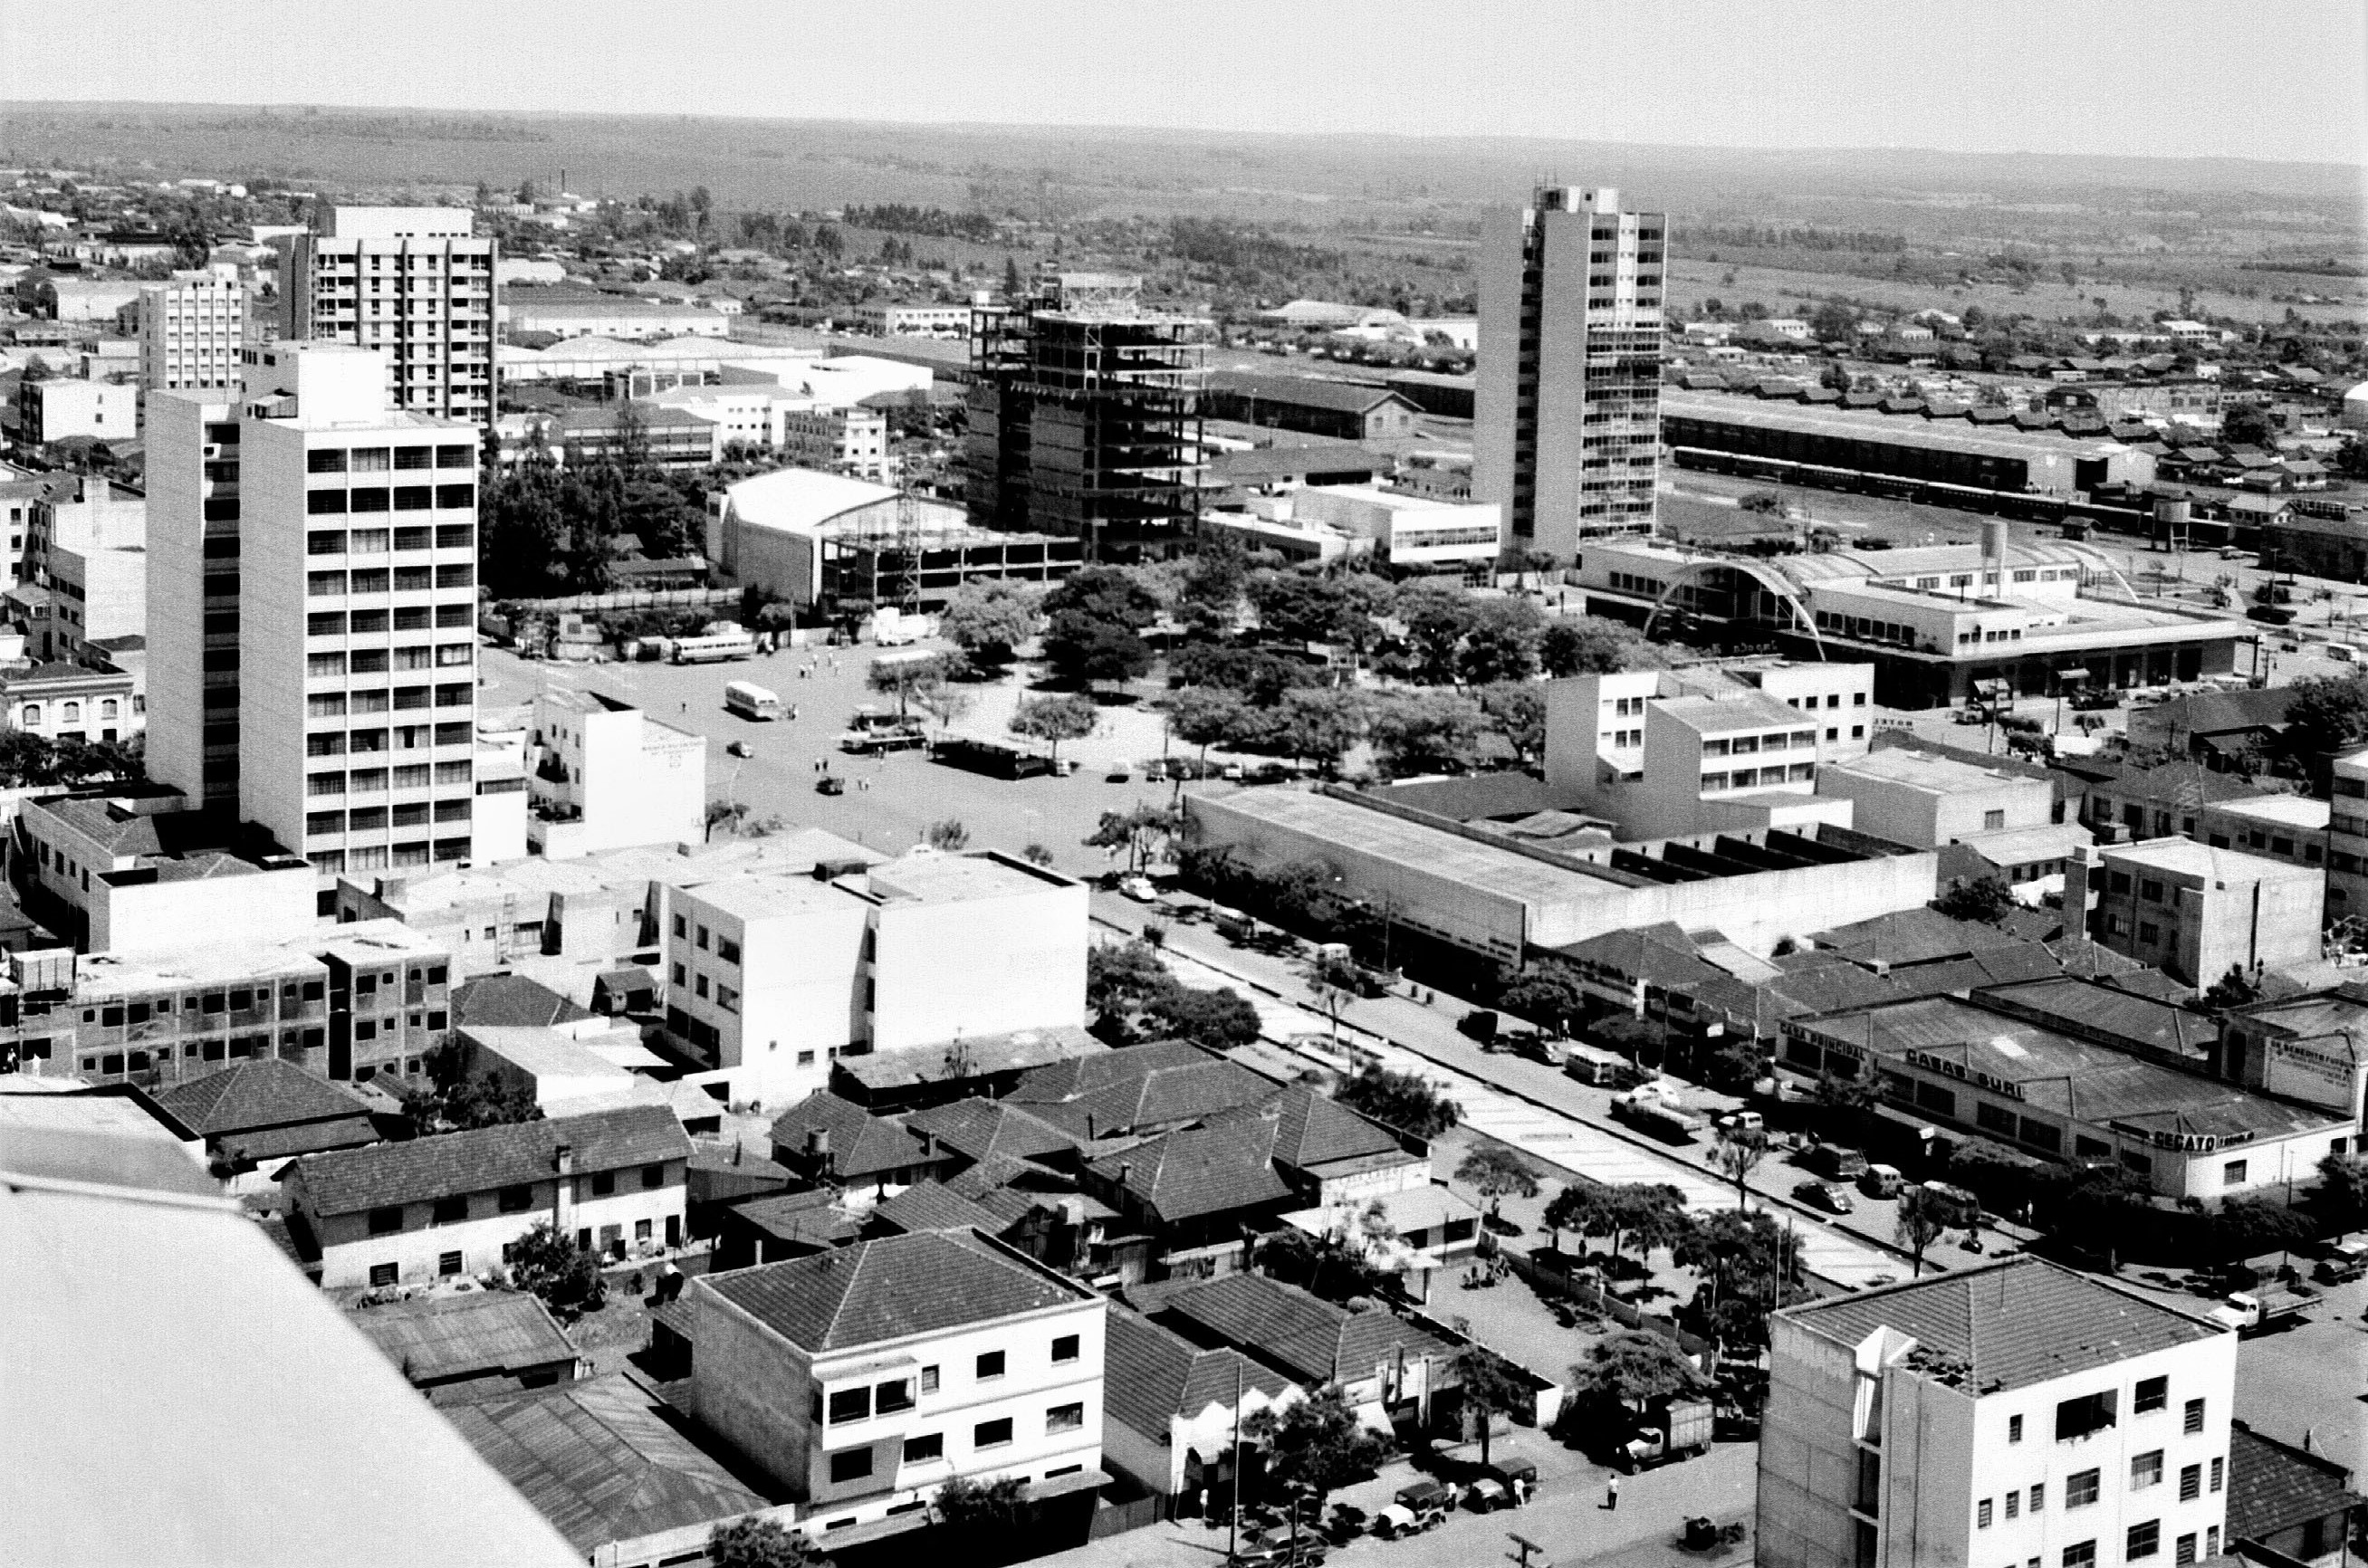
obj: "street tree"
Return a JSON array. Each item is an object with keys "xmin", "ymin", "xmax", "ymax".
[
  {"xmin": 939, "ymin": 579, "xmax": 1040, "ymax": 673},
  {"xmin": 1711, "ymin": 1125, "xmax": 1769, "ymax": 1209},
  {"xmin": 1389, "ymin": 581, "xmax": 1476, "ymax": 684},
  {"xmin": 1297, "ymin": 951, "xmax": 1360, "ymax": 1045},
  {"xmin": 867, "ymin": 649, "xmax": 966, "ymax": 716},
  {"xmin": 1041, "ymin": 567, "xmax": 1160, "ymax": 690},
  {"xmin": 924, "ymin": 818, "xmax": 971, "ymax": 851},
  {"xmin": 1272, "ymin": 686, "xmax": 1370, "ymax": 776},
  {"xmin": 1164, "ymin": 687, "xmax": 1248, "ymax": 771},
  {"xmin": 1457, "ymin": 598, "xmax": 1545, "ymax": 685},
  {"xmin": 1152, "ymin": 984, "xmax": 1262, "ymax": 1051},
  {"xmin": 1243, "ymin": 1388, "xmax": 1388, "ymax": 1503},
  {"xmin": 932, "ymin": 1475, "xmax": 1031, "ymax": 1557},
  {"xmin": 1543, "ymin": 1181, "xmax": 1616, "ymax": 1257},
  {"xmin": 1008, "ymin": 693, "xmax": 1098, "ymax": 771},
  {"xmin": 1082, "ymin": 803, "xmax": 1171, "ymax": 874},
  {"xmin": 1895, "ymin": 1185, "xmax": 1952, "ymax": 1278},
  {"xmin": 2316, "ymin": 1150, "xmax": 2368, "ymax": 1227},
  {"xmin": 1457, "ymin": 1346, "xmax": 1533, "ymax": 1468},
  {"xmin": 1476, "ymin": 682, "xmax": 1546, "ymax": 764},
  {"xmin": 1541, "ymin": 617, "xmax": 1649, "ymax": 677},
  {"xmin": 1086, "ymin": 939, "xmax": 1174, "ymax": 1029},
  {"xmin": 1570, "ymin": 1330, "xmax": 1711, "ymax": 1407},
  {"xmin": 1455, "ymin": 1143, "xmax": 1541, "ymax": 1220},
  {"xmin": 1497, "ymin": 966, "xmax": 1586, "ymax": 1037},
  {"xmin": 1366, "ymin": 690, "xmax": 1488, "ymax": 779},
  {"xmin": 2201, "ymin": 965, "xmax": 2263, "ymax": 1014},
  {"xmin": 1613, "ymin": 1183, "xmax": 1692, "ymax": 1267},
  {"xmin": 1334, "ymin": 1061, "xmax": 1461, "ymax": 1141}
]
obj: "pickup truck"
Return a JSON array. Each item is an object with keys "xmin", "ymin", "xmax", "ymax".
[
  {"xmin": 2210, "ymin": 1286, "xmax": 2317, "ymax": 1335},
  {"xmin": 1622, "ymin": 1396, "xmax": 1714, "ymax": 1471},
  {"xmin": 1611, "ymin": 1090, "xmax": 1707, "ymax": 1143}
]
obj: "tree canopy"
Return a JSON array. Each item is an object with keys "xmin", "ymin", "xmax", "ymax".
[
  {"xmin": 1570, "ymin": 1330, "xmax": 1711, "ymax": 1407},
  {"xmin": 1334, "ymin": 1061, "xmax": 1461, "ymax": 1141}
]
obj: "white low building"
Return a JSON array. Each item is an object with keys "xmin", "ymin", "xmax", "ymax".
[
  {"xmin": 690, "ymin": 1229, "xmax": 1107, "ymax": 1538},
  {"xmin": 525, "ymin": 688, "xmax": 705, "ymax": 860},
  {"xmin": 283, "ymin": 1102, "xmax": 691, "ymax": 1287},
  {"xmin": 1290, "ymin": 485, "xmax": 1502, "ymax": 569}
]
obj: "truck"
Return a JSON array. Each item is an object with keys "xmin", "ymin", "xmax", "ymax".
[
  {"xmin": 2210, "ymin": 1286, "xmax": 2317, "ymax": 1335},
  {"xmin": 1621, "ymin": 1397, "xmax": 1714, "ymax": 1471},
  {"xmin": 1610, "ymin": 1090, "xmax": 1706, "ymax": 1143}
]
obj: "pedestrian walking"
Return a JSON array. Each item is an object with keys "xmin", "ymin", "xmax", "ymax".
[{"xmin": 1604, "ymin": 1476, "xmax": 1619, "ymax": 1511}]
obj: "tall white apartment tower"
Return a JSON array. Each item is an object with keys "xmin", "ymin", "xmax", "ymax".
[
  {"xmin": 278, "ymin": 206, "xmax": 497, "ymax": 424},
  {"xmin": 1474, "ymin": 185, "xmax": 1666, "ymax": 559},
  {"xmin": 145, "ymin": 387, "xmax": 245, "ymax": 809},
  {"xmin": 139, "ymin": 270, "xmax": 246, "ymax": 395},
  {"xmin": 234, "ymin": 342, "xmax": 520, "ymax": 876}
]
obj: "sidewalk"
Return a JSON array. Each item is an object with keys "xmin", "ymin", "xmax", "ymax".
[{"xmin": 1097, "ymin": 893, "xmax": 1950, "ymax": 1287}]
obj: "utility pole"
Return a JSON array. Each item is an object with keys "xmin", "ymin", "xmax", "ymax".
[{"xmin": 1229, "ymin": 1358, "xmax": 1243, "ymax": 1561}]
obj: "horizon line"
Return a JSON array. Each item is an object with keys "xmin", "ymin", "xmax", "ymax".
[{"xmin": 4, "ymin": 99, "xmax": 2359, "ymax": 175}]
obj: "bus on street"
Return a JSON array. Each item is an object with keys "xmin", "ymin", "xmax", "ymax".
[{"xmin": 724, "ymin": 681, "xmax": 783, "ymax": 721}]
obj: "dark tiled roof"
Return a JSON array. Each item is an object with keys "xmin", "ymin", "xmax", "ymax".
[
  {"xmin": 769, "ymin": 1091, "xmax": 935, "ymax": 1181},
  {"xmin": 1014, "ymin": 1047, "xmax": 1279, "ymax": 1142},
  {"xmin": 1090, "ymin": 1116, "xmax": 1295, "ymax": 1223},
  {"xmin": 291, "ymin": 1104, "xmax": 688, "ymax": 1218},
  {"xmin": 1267, "ymin": 1084, "xmax": 1405, "ymax": 1173},
  {"xmin": 153, "ymin": 1058, "xmax": 365, "ymax": 1135},
  {"xmin": 728, "ymin": 1190, "xmax": 864, "ymax": 1251},
  {"xmin": 453, "ymin": 974, "xmax": 594, "ymax": 1030},
  {"xmin": 901, "ymin": 1097, "xmax": 1079, "ymax": 1165},
  {"xmin": 353, "ymin": 1290, "xmax": 579, "ymax": 1384},
  {"xmin": 1103, "ymin": 1305, "xmax": 1297, "ymax": 1441},
  {"xmin": 1782, "ymin": 1256, "xmax": 2219, "ymax": 1394},
  {"xmin": 2151, "ymin": 686, "xmax": 2296, "ymax": 738},
  {"xmin": 1207, "ymin": 442, "xmax": 1385, "ymax": 484},
  {"xmin": 1811, "ymin": 906, "xmax": 2028, "ymax": 969},
  {"xmin": 702, "ymin": 1230, "xmax": 1091, "ymax": 1352},
  {"xmin": 2227, "ymin": 1422, "xmax": 2363, "ymax": 1544},
  {"xmin": 1208, "ymin": 371, "xmax": 1414, "ymax": 416},
  {"xmin": 1148, "ymin": 1273, "xmax": 1452, "ymax": 1388},
  {"xmin": 446, "ymin": 1374, "xmax": 765, "ymax": 1554},
  {"xmin": 221, "ymin": 1114, "xmax": 382, "ymax": 1163},
  {"xmin": 868, "ymin": 1180, "xmax": 1004, "ymax": 1237},
  {"xmin": 830, "ymin": 1025, "xmax": 1103, "ymax": 1095}
]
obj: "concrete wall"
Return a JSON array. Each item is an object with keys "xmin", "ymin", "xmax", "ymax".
[
  {"xmin": 1815, "ymin": 766, "xmax": 2052, "ymax": 850},
  {"xmin": 1756, "ymin": 1315, "xmax": 1865, "ymax": 1568},
  {"xmin": 868, "ymin": 876, "xmax": 1088, "ymax": 1052},
  {"xmin": 94, "ymin": 864, "xmax": 316, "ymax": 957}
]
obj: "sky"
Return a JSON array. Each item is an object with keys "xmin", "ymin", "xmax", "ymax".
[{"xmin": 3, "ymin": 0, "xmax": 2363, "ymax": 167}]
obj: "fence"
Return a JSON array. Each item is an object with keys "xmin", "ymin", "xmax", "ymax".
[
  {"xmin": 504, "ymin": 587, "xmax": 740, "ymax": 615},
  {"xmin": 1088, "ymin": 1493, "xmax": 1169, "ymax": 1538},
  {"xmin": 1509, "ymin": 1247, "xmax": 1716, "ymax": 1361}
]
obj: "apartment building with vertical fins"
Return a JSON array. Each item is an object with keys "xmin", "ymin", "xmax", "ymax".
[
  {"xmin": 139, "ymin": 269, "xmax": 246, "ymax": 396},
  {"xmin": 233, "ymin": 341, "xmax": 522, "ymax": 878},
  {"xmin": 1474, "ymin": 185, "xmax": 1667, "ymax": 559},
  {"xmin": 277, "ymin": 206, "xmax": 497, "ymax": 425},
  {"xmin": 144, "ymin": 387, "xmax": 244, "ymax": 810}
]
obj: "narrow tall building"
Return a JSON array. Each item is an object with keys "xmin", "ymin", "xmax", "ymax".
[
  {"xmin": 967, "ymin": 272, "xmax": 1204, "ymax": 559},
  {"xmin": 145, "ymin": 387, "xmax": 244, "ymax": 809},
  {"xmin": 226, "ymin": 342, "xmax": 521, "ymax": 875},
  {"xmin": 277, "ymin": 206, "xmax": 497, "ymax": 425},
  {"xmin": 1474, "ymin": 186, "xmax": 1666, "ymax": 559},
  {"xmin": 139, "ymin": 269, "xmax": 245, "ymax": 395}
]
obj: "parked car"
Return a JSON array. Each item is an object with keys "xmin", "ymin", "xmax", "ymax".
[
  {"xmin": 1372, "ymin": 1482, "xmax": 1453, "ymax": 1538},
  {"xmin": 1464, "ymin": 1477, "xmax": 1510, "ymax": 1512},
  {"xmin": 725, "ymin": 740, "xmax": 755, "ymax": 758},
  {"xmin": 1716, "ymin": 1110, "xmax": 1765, "ymax": 1136},
  {"xmin": 1230, "ymin": 1533, "xmax": 1327, "ymax": 1567},
  {"xmin": 2314, "ymin": 1239, "xmax": 2368, "ymax": 1286},
  {"xmin": 1118, "ymin": 875, "xmax": 1158, "ymax": 903},
  {"xmin": 1793, "ymin": 1180, "xmax": 1855, "ymax": 1216},
  {"xmin": 815, "ymin": 775, "xmax": 845, "ymax": 796},
  {"xmin": 1858, "ymin": 1163, "xmax": 1904, "ymax": 1199}
]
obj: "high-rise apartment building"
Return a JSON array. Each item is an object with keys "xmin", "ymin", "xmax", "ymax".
[
  {"xmin": 967, "ymin": 272, "xmax": 1204, "ymax": 559},
  {"xmin": 278, "ymin": 206, "xmax": 497, "ymax": 424},
  {"xmin": 1474, "ymin": 186, "xmax": 1666, "ymax": 559},
  {"xmin": 139, "ymin": 270, "xmax": 245, "ymax": 395},
  {"xmin": 145, "ymin": 387, "xmax": 244, "ymax": 810},
  {"xmin": 1759, "ymin": 1256, "xmax": 2233, "ymax": 1568},
  {"xmin": 219, "ymin": 342, "xmax": 520, "ymax": 875}
]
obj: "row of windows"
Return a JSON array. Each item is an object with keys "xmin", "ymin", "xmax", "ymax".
[
  {"xmin": 305, "ymin": 485, "xmax": 475, "ymax": 515},
  {"xmin": 17, "ymin": 697, "xmax": 128, "ymax": 726},
  {"xmin": 307, "ymin": 564, "xmax": 475, "ymax": 595},
  {"xmin": 1782, "ymin": 691, "xmax": 1870, "ymax": 711},
  {"xmin": 673, "ymin": 915, "xmax": 744, "ymax": 965},
  {"xmin": 308, "ymin": 841, "xmax": 469, "ymax": 874},
  {"xmin": 824, "ymin": 1406, "xmax": 1085, "ymax": 1484},
  {"xmin": 364, "ymin": 1163, "xmax": 669, "ymax": 1234},
  {"xmin": 304, "ymin": 684, "xmax": 474, "ymax": 718},
  {"xmin": 306, "ymin": 524, "xmax": 475, "ymax": 554},
  {"xmin": 1703, "ymin": 763, "xmax": 1817, "ymax": 790},
  {"xmin": 307, "ymin": 800, "xmax": 475, "ymax": 836},
  {"xmin": 1702, "ymin": 730, "xmax": 1818, "ymax": 758},
  {"xmin": 306, "ymin": 445, "xmax": 473, "ymax": 474},
  {"xmin": 304, "ymin": 603, "xmax": 475, "ymax": 638}
]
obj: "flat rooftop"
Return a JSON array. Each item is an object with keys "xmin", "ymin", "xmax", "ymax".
[
  {"xmin": 1828, "ymin": 749, "xmax": 2037, "ymax": 792},
  {"xmin": 2230, "ymin": 984, "xmax": 2368, "ymax": 1040},
  {"xmin": 1663, "ymin": 388, "xmax": 2130, "ymax": 464},
  {"xmin": 685, "ymin": 869, "xmax": 855, "ymax": 922},
  {"xmin": 2212, "ymin": 795, "xmax": 2331, "ymax": 831},
  {"xmin": 859, "ymin": 851, "xmax": 1071, "ymax": 906},
  {"xmin": 1798, "ymin": 993, "xmax": 2344, "ymax": 1142},
  {"xmin": 1652, "ymin": 690, "xmax": 1806, "ymax": 735},
  {"xmin": 2101, "ymin": 836, "xmax": 2320, "ymax": 884}
]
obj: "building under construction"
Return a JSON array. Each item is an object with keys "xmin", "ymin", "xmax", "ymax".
[{"xmin": 966, "ymin": 272, "xmax": 1207, "ymax": 559}]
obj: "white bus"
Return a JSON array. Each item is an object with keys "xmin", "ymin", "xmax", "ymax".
[
  {"xmin": 724, "ymin": 681, "xmax": 783, "ymax": 722},
  {"xmin": 670, "ymin": 629, "xmax": 756, "ymax": 664}
]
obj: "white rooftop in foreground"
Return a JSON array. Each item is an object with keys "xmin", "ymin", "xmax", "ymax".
[{"xmin": 2, "ymin": 1104, "xmax": 581, "ymax": 1568}]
